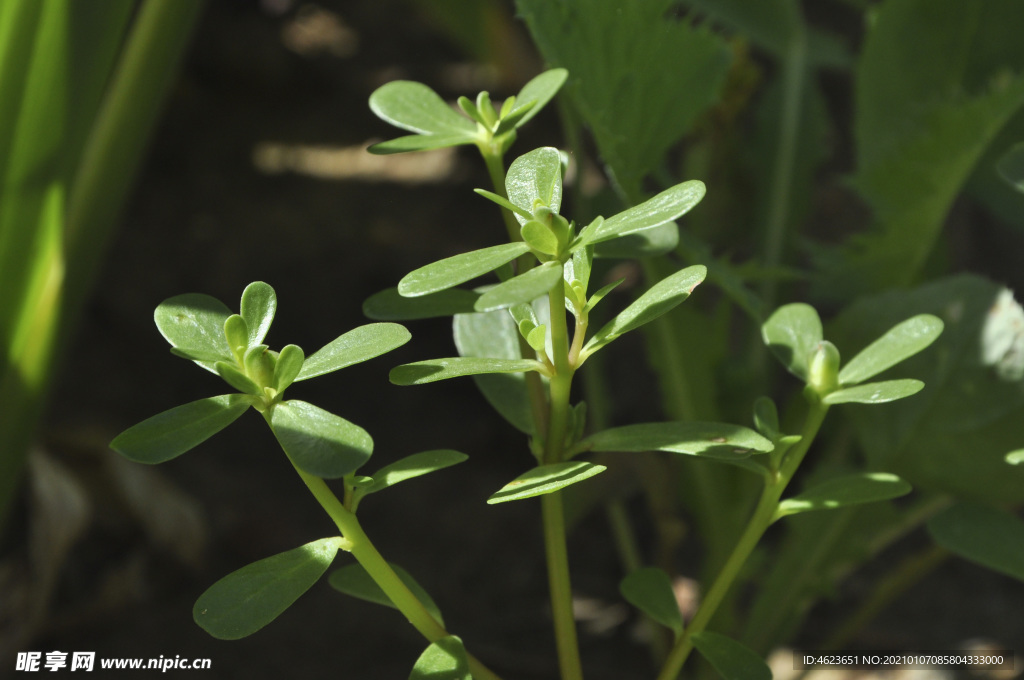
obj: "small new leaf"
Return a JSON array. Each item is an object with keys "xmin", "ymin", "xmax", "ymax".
[
  {"xmin": 487, "ymin": 461, "xmax": 606, "ymax": 504},
  {"xmin": 927, "ymin": 502, "xmax": 1024, "ymax": 582},
  {"xmin": 505, "ymin": 147, "xmax": 563, "ymax": 225},
  {"xmin": 215, "ymin": 361, "xmax": 262, "ymax": 396},
  {"xmin": 111, "ymin": 395, "xmax": 250, "ymax": 464},
  {"xmin": 240, "ymin": 281, "xmax": 277, "ymax": 347},
  {"xmin": 762, "ymin": 303, "xmax": 824, "ymax": 381}
]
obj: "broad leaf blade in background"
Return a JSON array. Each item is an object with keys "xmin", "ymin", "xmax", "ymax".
[
  {"xmin": 194, "ymin": 537, "xmax": 342, "ymax": 639},
  {"xmin": 240, "ymin": 281, "xmax": 276, "ymax": 347},
  {"xmin": 692, "ymin": 631, "xmax": 772, "ymax": 680},
  {"xmin": 927, "ymin": 502, "xmax": 1024, "ymax": 582},
  {"xmin": 110, "ymin": 394, "xmax": 250, "ymax": 464}
]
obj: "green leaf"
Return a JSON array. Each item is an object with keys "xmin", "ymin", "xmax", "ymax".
[
  {"xmin": 474, "ymin": 261, "xmax": 562, "ymax": 312},
  {"xmin": 505, "ymin": 146, "xmax": 563, "ymax": 223},
  {"xmin": 520, "ymin": 219, "xmax": 560, "ymax": 255},
  {"xmin": 110, "ymin": 395, "xmax": 250, "ymax": 464},
  {"xmin": 510, "ymin": 68, "xmax": 568, "ymax": 129},
  {"xmin": 274, "ymin": 344, "xmax": 304, "ymax": 392},
  {"xmin": 583, "ymin": 422, "xmax": 773, "ymax": 461},
  {"xmin": 361, "ymin": 450, "xmax": 469, "ymax": 496},
  {"xmin": 215, "ymin": 361, "xmax": 261, "ymax": 396},
  {"xmin": 838, "ymin": 314, "xmax": 943, "ymax": 385},
  {"xmin": 928, "ymin": 502, "xmax": 1024, "ymax": 582},
  {"xmin": 194, "ymin": 537, "xmax": 342, "ymax": 639},
  {"xmin": 398, "ymin": 242, "xmax": 530, "ymax": 297},
  {"xmin": 775, "ymin": 472, "xmax": 912, "ymax": 520},
  {"xmin": 583, "ymin": 265, "xmax": 706, "ymax": 357},
  {"xmin": 154, "ymin": 293, "xmax": 233, "ymax": 373},
  {"xmin": 390, "ymin": 357, "xmax": 542, "ymax": 386},
  {"xmin": 269, "ymin": 400, "xmax": 373, "ymax": 478},
  {"xmin": 296, "ymin": 322, "xmax": 411, "ymax": 381},
  {"xmin": 822, "ymin": 379, "xmax": 924, "ymax": 404},
  {"xmin": 328, "ymin": 562, "xmax": 444, "ymax": 625},
  {"xmin": 223, "ymin": 314, "xmax": 249, "ymax": 359},
  {"xmin": 619, "ymin": 567, "xmax": 682, "ymax": 636},
  {"xmin": 996, "ymin": 141, "xmax": 1024, "ymax": 192},
  {"xmin": 409, "ymin": 637, "xmax": 470, "ymax": 680},
  {"xmin": 367, "ymin": 132, "xmax": 478, "ymax": 155},
  {"xmin": 368, "ymin": 80, "xmax": 477, "ymax": 137},
  {"xmin": 592, "ymin": 221, "xmax": 679, "ymax": 258},
  {"xmin": 473, "ymin": 188, "xmax": 533, "ymax": 221},
  {"xmin": 240, "ymin": 281, "xmax": 276, "ymax": 347},
  {"xmin": 577, "ymin": 181, "xmax": 706, "ymax": 248},
  {"xmin": 454, "ymin": 307, "xmax": 537, "ymax": 434},
  {"xmin": 1007, "ymin": 450, "xmax": 1024, "ymax": 466},
  {"xmin": 363, "ymin": 287, "xmax": 479, "ymax": 321},
  {"xmin": 753, "ymin": 396, "xmax": 780, "ymax": 438},
  {"xmin": 762, "ymin": 303, "xmax": 822, "ymax": 381},
  {"xmin": 691, "ymin": 631, "xmax": 772, "ymax": 680},
  {"xmin": 487, "ymin": 461, "xmax": 606, "ymax": 504}
]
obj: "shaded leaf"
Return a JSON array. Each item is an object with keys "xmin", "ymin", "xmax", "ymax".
[
  {"xmin": 822, "ymin": 379, "xmax": 924, "ymax": 404},
  {"xmin": 362, "ymin": 450, "xmax": 469, "ymax": 496},
  {"xmin": 619, "ymin": 567, "xmax": 683, "ymax": 635},
  {"xmin": 578, "ymin": 181, "xmax": 706, "ymax": 247},
  {"xmin": 215, "ymin": 361, "xmax": 261, "ymax": 396},
  {"xmin": 274, "ymin": 344, "xmax": 305, "ymax": 392},
  {"xmin": 154, "ymin": 293, "xmax": 232, "ymax": 372},
  {"xmin": 583, "ymin": 265, "xmax": 706, "ymax": 356},
  {"xmin": 505, "ymin": 147, "xmax": 563, "ymax": 224},
  {"xmin": 368, "ymin": 132, "xmax": 477, "ymax": 154},
  {"xmin": 297, "ymin": 323, "xmax": 410, "ymax": 381},
  {"xmin": 592, "ymin": 221, "xmax": 679, "ymax": 258},
  {"xmin": 474, "ymin": 261, "xmax": 562, "ymax": 312},
  {"xmin": 390, "ymin": 357, "xmax": 541, "ymax": 386},
  {"xmin": 762, "ymin": 303, "xmax": 822, "ymax": 380},
  {"xmin": 775, "ymin": 472, "xmax": 911, "ymax": 520},
  {"xmin": 692, "ymin": 631, "xmax": 772, "ymax": 680},
  {"xmin": 409, "ymin": 636, "xmax": 470, "ymax": 680},
  {"xmin": 269, "ymin": 400, "xmax": 373, "ymax": 478},
  {"xmin": 194, "ymin": 537, "xmax": 342, "ymax": 639},
  {"xmin": 111, "ymin": 395, "xmax": 249, "ymax": 464},
  {"xmin": 363, "ymin": 287, "xmax": 479, "ymax": 320},
  {"xmin": 928, "ymin": 502, "xmax": 1024, "ymax": 582},
  {"xmin": 398, "ymin": 242, "xmax": 530, "ymax": 297},
  {"xmin": 753, "ymin": 396, "xmax": 780, "ymax": 438},
  {"xmin": 839, "ymin": 314, "xmax": 943, "ymax": 385},
  {"xmin": 369, "ymin": 80, "xmax": 477, "ymax": 136},
  {"xmin": 996, "ymin": 141, "xmax": 1024, "ymax": 192},
  {"xmin": 240, "ymin": 281, "xmax": 276, "ymax": 347},
  {"xmin": 487, "ymin": 461, "xmax": 606, "ymax": 504},
  {"xmin": 328, "ymin": 562, "xmax": 444, "ymax": 625},
  {"xmin": 584, "ymin": 422, "xmax": 773, "ymax": 460}
]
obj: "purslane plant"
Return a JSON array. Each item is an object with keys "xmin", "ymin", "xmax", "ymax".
[{"xmin": 110, "ymin": 282, "xmax": 502, "ymax": 680}]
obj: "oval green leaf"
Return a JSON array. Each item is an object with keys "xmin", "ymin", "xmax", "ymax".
[
  {"xmin": 839, "ymin": 314, "xmax": 943, "ymax": 386},
  {"xmin": 361, "ymin": 449, "xmax": 469, "ymax": 496},
  {"xmin": 215, "ymin": 361, "xmax": 262, "ymax": 396},
  {"xmin": 582, "ymin": 265, "xmax": 707, "ymax": 357},
  {"xmin": 619, "ymin": 567, "xmax": 682, "ymax": 636},
  {"xmin": 583, "ymin": 421, "xmax": 773, "ymax": 460},
  {"xmin": 390, "ymin": 357, "xmax": 542, "ymax": 386},
  {"xmin": 367, "ymin": 132, "xmax": 477, "ymax": 155},
  {"xmin": 775, "ymin": 472, "xmax": 912, "ymax": 520},
  {"xmin": 927, "ymin": 501, "xmax": 1024, "ymax": 582},
  {"xmin": 822, "ymin": 379, "xmax": 924, "ymax": 404},
  {"xmin": 487, "ymin": 461, "xmax": 606, "ymax": 504},
  {"xmin": 762, "ymin": 303, "xmax": 823, "ymax": 381},
  {"xmin": 592, "ymin": 221, "xmax": 680, "ymax": 258},
  {"xmin": 296, "ymin": 322, "xmax": 411, "ymax": 381},
  {"xmin": 328, "ymin": 562, "xmax": 444, "ymax": 625},
  {"xmin": 398, "ymin": 242, "xmax": 531, "ymax": 297},
  {"xmin": 240, "ymin": 281, "xmax": 277, "ymax": 347},
  {"xmin": 409, "ymin": 636, "xmax": 470, "ymax": 680},
  {"xmin": 194, "ymin": 537, "xmax": 343, "ymax": 639},
  {"xmin": 577, "ymin": 180, "xmax": 705, "ymax": 247},
  {"xmin": 691, "ymin": 631, "xmax": 772, "ymax": 680},
  {"xmin": 511, "ymin": 68, "xmax": 568, "ymax": 129},
  {"xmin": 154, "ymin": 293, "xmax": 233, "ymax": 373},
  {"xmin": 369, "ymin": 80, "xmax": 477, "ymax": 136},
  {"xmin": 474, "ymin": 261, "xmax": 562, "ymax": 312},
  {"xmin": 223, "ymin": 314, "xmax": 249, "ymax": 359},
  {"xmin": 753, "ymin": 396, "xmax": 780, "ymax": 438},
  {"xmin": 269, "ymin": 400, "xmax": 373, "ymax": 478},
  {"xmin": 1007, "ymin": 450, "xmax": 1024, "ymax": 465},
  {"xmin": 274, "ymin": 344, "xmax": 305, "ymax": 392},
  {"xmin": 111, "ymin": 395, "xmax": 250, "ymax": 464},
  {"xmin": 363, "ymin": 287, "xmax": 480, "ymax": 320},
  {"xmin": 505, "ymin": 147, "xmax": 563, "ymax": 224}
]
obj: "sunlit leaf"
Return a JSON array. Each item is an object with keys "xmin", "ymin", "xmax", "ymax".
[
  {"xmin": 367, "ymin": 132, "xmax": 477, "ymax": 155},
  {"xmin": 240, "ymin": 281, "xmax": 276, "ymax": 347},
  {"xmin": 361, "ymin": 450, "xmax": 468, "ymax": 497},
  {"xmin": 368, "ymin": 80, "xmax": 477, "ymax": 137},
  {"xmin": 194, "ymin": 537, "xmax": 343, "ymax": 639},
  {"xmin": 928, "ymin": 502, "xmax": 1024, "ymax": 582},
  {"xmin": 505, "ymin": 147, "xmax": 563, "ymax": 224},
  {"xmin": 775, "ymin": 472, "xmax": 911, "ymax": 520},
  {"xmin": 269, "ymin": 400, "xmax": 373, "ymax": 478},
  {"xmin": 111, "ymin": 395, "xmax": 250, "ymax": 464},
  {"xmin": 474, "ymin": 261, "xmax": 562, "ymax": 312},
  {"xmin": 390, "ymin": 357, "xmax": 542, "ymax": 386},
  {"xmin": 297, "ymin": 323, "xmax": 410, "ymax": 381},
  {"xmin": 511, "ymin": 68, "xmax": 568, "ymax": 129},
  {"xmin": 583, "ymin": 422, "xmax": 772, "ymax": 461},
  {"xmin": 328, "ymin": 562, "xmax": 444, "ymax": 625},
  {"xmin": 576, "ymin": 181, "xmax": 705, "ymax": 247},
  {"xmin": 154, "ymin": 293, "xmax": 233, "ymax": 373},
  {"xmin": 398, "ymin": 242, "xmax": 530, "ymax": 297},
  {"xmin": 692, "ymin": 631, "xmax": 772, "ymax": 680},
  {"xmin": 762, "ymin": 303, "xmax": 822, "ymax": 381},
  {"xmin": 619, "ymin": 567, "xmax": 682, "ymax": 635},
  {"xmin": 487, "ymin": 461, "xmax": 606, "ymax": 504},
  {"xmin": 409, "ymin": 636, "xmax": 470, "ymax": 680},
  {"xmin": 839, "ymin": 314, "xmax": 943, "ymax": 385},
  {"xmin": 822, "ymin": 379, "xmax": 924, "ymax": 404},
  {"xmin": 274, "ymin": 344, "xmax": 305, "ymax": 392},
  {"xmin": 215, "ymin": 361, "xmax": 261, "ymax": 396}
]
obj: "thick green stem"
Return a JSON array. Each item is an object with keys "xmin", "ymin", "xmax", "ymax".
[{"xmin": 657, "ymin": 400, "xmax": 828, "ymax": 680}]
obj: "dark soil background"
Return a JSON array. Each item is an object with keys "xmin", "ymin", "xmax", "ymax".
[{"xmin": 4, "ymin": 1, "xmax": 1023, "ymax": 679}]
